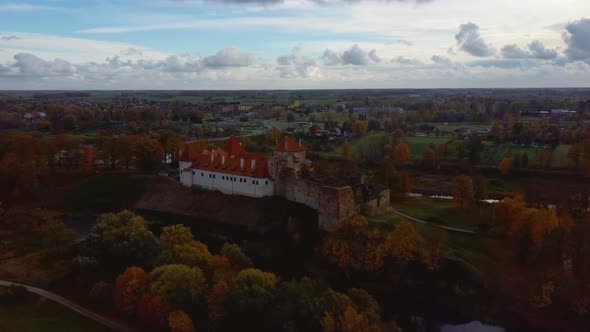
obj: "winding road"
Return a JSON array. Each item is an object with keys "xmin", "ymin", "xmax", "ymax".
[{"xmin": 0, "ymin": 280, "xmax": 138, "ymax": 332}]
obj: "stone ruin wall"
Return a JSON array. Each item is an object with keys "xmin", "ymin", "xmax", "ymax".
[{"xmin": 281, "ymin": 177, "xmax": 360, "ymax": 230}]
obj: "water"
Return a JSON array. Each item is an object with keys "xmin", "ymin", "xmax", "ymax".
[{"xmin": 440, "ymin": 321, "xmax": 506, "ymax": 332}]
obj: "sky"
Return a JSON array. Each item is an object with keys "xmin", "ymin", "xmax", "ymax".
[{"xmin": 0, "ymin": 0, "xmax": 589, "ymax": 89}]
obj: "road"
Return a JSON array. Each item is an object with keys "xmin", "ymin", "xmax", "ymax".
[{"xmin": 0, "ymin": 280, "xmax": 138, "ymax": 332}]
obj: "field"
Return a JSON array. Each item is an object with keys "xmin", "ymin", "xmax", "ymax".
[{"xmin": 0, "ymin": 286, "xmax": 111, "ymax": 332}]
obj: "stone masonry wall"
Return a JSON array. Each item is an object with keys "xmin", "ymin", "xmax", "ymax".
[{"xmin": 282, "ymin": 177, "xmax": 360, "ymax": 230}]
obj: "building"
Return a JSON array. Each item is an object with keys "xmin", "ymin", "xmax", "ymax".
[
  {"xmin": 180, "ymin": 136, "xmax": 275, "ymax": 198},
  {"xmin": 179, "ymin": 136, "xmax": 390, "ymax": 230}
]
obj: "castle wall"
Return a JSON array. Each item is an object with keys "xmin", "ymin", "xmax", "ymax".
[
  {"xmin": 183, "ymin": 168, "xmax": 275, "ymax": 198},
  {"xmin": 282, "ymin": 177, "xmax": 360, "ymax": 230},
  {"xmin": 363, "ymin": 188, "xmax": 391, "ymax": 216}
]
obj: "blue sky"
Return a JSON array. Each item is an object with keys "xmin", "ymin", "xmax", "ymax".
[{"xmin": 0, "ymin": 0, "xmax": 589, "ymax": 89}]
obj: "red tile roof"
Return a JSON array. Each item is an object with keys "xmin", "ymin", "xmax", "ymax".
[
  {"xmin": 190, "ymin": 153, "xmax": 270, "ymax": 178},
  {"xmin": 223, "ymin": 136, "xmax": 247, "ymax": 156},
  {"xmin": 181, "ymin": 136, "xmax": 270, "ymax": 178},
  {"xmin": 274, "ymin": 136, "xmax": 306, "ymax": 152}
]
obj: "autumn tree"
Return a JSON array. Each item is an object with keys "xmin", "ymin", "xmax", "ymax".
[
  {"xmin": 168, "ymin": 310, "xmax": 195, "ymax": 332},
  {"xmin": 158, "ymin": 224, "xmax": 211, "ymax": 270},
  {"xmin": 451, "ymin": 175, "xmax": 474, "ymax": 209},
  {"xmin": 265, "ymin": 128, "xmax": 284, "ymax": 145},
  {"xmin": 147, "ymin": 264, "xmax": 207, "ymax": 308},
  {"xmin": 538, "ymin": 149, "xmax": 549, "ymax": 168},
  {"xmin": 113, "ymin": 266, "xmax": 147, "ymax": 315},
  {"xmin": 499, "ymin": 152, "xmax": 514, "ymax": 175},
  {"xmin": 397, "ymin": 171, "xmax": 412, "ymax": 198},
  {"xmin": 136, "ymin": 294, "xmax": 166, "ymax": 329},
  {"xmin": 421, "ymin": 228, "xmax": 447, "ymax": 270},
  {"xmin": 385, "ymin": 221, "xmax": 423, "ymax": 263},
  {"xmin": 222, "ymin": 268, "xmax": 278, "ymax": 330},
  {"xmin": 210, "ymin": 243, "xmax": 254, "ymax": 283},
  {"xmin": 392, "ymin": 142, "xmax": 411, "ymax": 166},
  {"xmin": 351, "ymin": 121, "xmax": 368, "ymax": 136},
  {"xmin": 342, "ymin": 140, "xmax": 351, "ymax": 161},
  {"xmin": 322, "ymin": 216, "xmax": 385, "ymax": 271},
  {"xmin": 422, "ymin": 146, "xmax": 436, "ymax": 169},
  {"xmin": 207, "ymin": 280, "xmax": 228, "ymax": 322},
  {"xmin": 133, "ymin": 134, "xmax": 165, "ymax": 171}
]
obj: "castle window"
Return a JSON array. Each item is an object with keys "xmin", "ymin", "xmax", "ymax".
[
  {"xmin": 265, "ymin": 181, "xmax": 268, "ymax": 185},
  {"xmin": 192, "ymin": 170, "xmax": 195, "ymax": 175},
  {"xmin": 201, "ymin": 173, "xmax": 204, "ymax": 176}
]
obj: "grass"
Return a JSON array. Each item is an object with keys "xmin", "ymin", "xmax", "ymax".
[
  {"xmin": 0, "ymin": 287, "xmax": 112, "ymax": 332},
  {"xmin": 60, "ymin": 173, "xmax": 149, "ymax": 211},
  {"xmin": 405, "ymin": 136, "xmax": 454, "ymax": 160},
  {"xmin": 366, "ymin": 204, "xmax": 494, "ymax": 273}
]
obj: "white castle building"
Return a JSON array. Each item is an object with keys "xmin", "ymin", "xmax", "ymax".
[{"xmin": 179, "ymin": 136, "xmax": 308, "ymax": 198}]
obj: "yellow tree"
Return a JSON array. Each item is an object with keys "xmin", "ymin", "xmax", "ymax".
[
  {"xmin": 451, "ymin": 175, "xmax": 474, "ymax": 209},
  {"xmin": 168, "ymin": 310, "xmax": 195, "ymax": 332},
  {"xmin": 392, "ymin": 142, "xmax": 411, "ymax": 166},
  {"xmin": 385, "ymin": 221, "xmax": 423, "ymax": 263}
]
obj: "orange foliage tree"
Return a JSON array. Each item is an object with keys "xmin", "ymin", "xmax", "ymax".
[
  {"xmin": 168, "ymin": 310, "xmax": 195, "ymax": 332},
  {"xmin": 422, "ymin": 146, "xmax": 436, "ymax": 169},
  {"xmin": 136, "ymin": 294, "xmax": 166, "ymax": 329},
  {"xmin": 499, "ymin": 152, "xmax": 514, "ymax": 175},
  {"xmin": 322, "ymin": 216, "xmax": 385, "ymax": 271},
  {"xmin": 385, "ymin": 221, "xmax": 423, "ymax": 263},
  {"xmin": 451, "ymin": 175, "xmax": 474, "ymax": 209},
  {"xmin": 113, "ymin": 266, "xmax": 147, "ymax": 315},
  {"xmin": 392, "ymin": 142, "xmax": 411, "ymax": 166}
]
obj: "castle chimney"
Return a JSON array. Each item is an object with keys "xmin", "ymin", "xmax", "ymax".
[
  {"xmin": 285, "ymin": 139, "xmax": 288, "ymax": 150},
  {"xmin": 221, "ymin": 155, "xmax": 225, "ymax": 165},
  {"xmin": 299, "ymin": 139, "xmax": 302, "ymax": 148},
  {"xmin": 240, "ymin": 158, "xmax": 244, "ymax": 168},
  {"xmin": 251, "ymin": 159, "xmax": 256, "ymax": 169},
  {"xmin": 210, "ymin": 153, "xmax": 214, "ymax": 163}
]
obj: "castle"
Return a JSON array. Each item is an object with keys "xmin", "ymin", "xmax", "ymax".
[{"xmin": 179, "ymin": 136, "xmax": 390, "ymax": 230}]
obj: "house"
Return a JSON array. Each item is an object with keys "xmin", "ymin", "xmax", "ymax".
[{"xmin": 351, "ymin": 107, "xmax": 370, "ymax": 115}]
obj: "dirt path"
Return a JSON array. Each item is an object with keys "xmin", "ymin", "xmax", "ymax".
[
  {"xmin": 387, "ymin": 209, "xmax": 477, "ymax": 234},
  {"xmin": 0, "ymin": 280, "xmax": 138, "ymax": 332}
]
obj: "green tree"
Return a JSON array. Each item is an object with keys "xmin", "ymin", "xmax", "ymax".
[
  {"xmin": 147, "ymin": 264, "xmax": 207, "ymax": 308},
  {"xmin": 81, "ymin": 211, "xmax": 159, "ymax": 268}
]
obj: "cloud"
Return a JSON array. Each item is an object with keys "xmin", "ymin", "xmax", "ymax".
[
  {"xmin": 563, "ymin": 18, "xmax": 590, "ymax": 63},
  {"xmin": 528, "ymin": 41, "xmax": 558, "ymax": 60},
  {"xmin": 200, "ymin": 0, "xmax": 434, "ymax": 5},
  {"xmin": 455, "ymin": 22, "xmax": 495, "ymax": 57},
  {"xmin": 203, "ymin": 47, "xmax": 256, "ymax": 67},
  {"xmin": 0, "ymin": 53, "xmax": 76, "ymax": 77},
  {"xmin": 501, "ymin": 44, "xmax": 529, "ymax": 59},
  {"xmin": 501, "ymin": 41, "xmax": 558, "ymax": 60},
  {"xmin": 392, "ymin": 56, "xmax": 422, "ymax": 65},
  {"xmin": 276, "ymin": 45, "xmax": 318, "ymax": 78},
  {"xmin": 321, "ymin": 44, "xmax": 380, "ymax": 66},
  {"xmin": 0, "ymin": 4, "xmax": 54, "ymax": 12},
  {"xmin": 431, "ymin": 55, "xmax": 452, "ymax": 66},
  {"xmin": 0, "ymin": 35, "xmax": 21, "ymax": 41}
]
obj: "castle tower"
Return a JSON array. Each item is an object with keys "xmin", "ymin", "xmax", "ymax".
[{"xmin": 269, "ymin": 136, "xmax": 306, "ymax": 180}]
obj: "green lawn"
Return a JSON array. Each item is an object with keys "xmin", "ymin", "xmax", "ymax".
[
  {"xmin": 391, "ymin": 196, "xmax": 490, "ymax": 231},
  {"xmin": 0, "ymin": 287, "xmax": 112, "ymax": 332},
  {"xmin": 405, "ymin": 136, "xmax": 454, "ymax": 160},
  {"xmin": 60, "ymin": 174, "xmax": 149, "ymax": 211}
]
